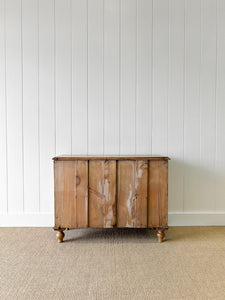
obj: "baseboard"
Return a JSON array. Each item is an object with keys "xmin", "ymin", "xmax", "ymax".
[
  {"xmin": 0, "ymin": 212, "xmax": 224, "ymax": 227},
  {"xmin": 0, "ymin": 213, "xmax": 54, "ymax": 227},
  {"xmin": 168, "ymin": 212, "xmax": 225, "ymax": 226}
]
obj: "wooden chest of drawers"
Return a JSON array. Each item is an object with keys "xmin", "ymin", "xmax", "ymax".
[{"xmin": 53, "ymin": 156, "xmax": 170, "ymax": 243}]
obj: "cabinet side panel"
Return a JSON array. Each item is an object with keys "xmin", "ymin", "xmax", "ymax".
[
  {"xmin": 89, "ymin": 160, "xmax": 116, "ymax": 227},
  {"xmin": 54, "ymin": 161, "xmax": 76, "ymax": 228},
  {"xmin": 148, "ymin": 160, "xmax": 168, "ymax": 228},
  {"xmin": 54, "ymin": 161, "xmax": 64, "ymax": 228},
  {"xmin": 135, "ymin": 160, "xmax": 148, "ymax": 227},
  {"xmin": 117, "ymin": 161, "xmax": 135, "ymax": 227},
  {"xmin": 76, "ymin": 160, "xmax": 88, "ymax": 228},
  {"xmin": 160, "ymin": 160, "xmax": 168, "ymax": 226}
]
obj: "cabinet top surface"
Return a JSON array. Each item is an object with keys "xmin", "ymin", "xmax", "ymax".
[{"xmin": 53, "ymin": 155, "xmax": 170, "ymax": 161}]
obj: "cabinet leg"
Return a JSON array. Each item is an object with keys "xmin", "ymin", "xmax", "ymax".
[
  {"xmin": 56, "ymin": 230, "xmax": 65, "ymax": 243},
  {"xmin": 157, "ymin": 229, "xmax": 165, "ymax": 243}
]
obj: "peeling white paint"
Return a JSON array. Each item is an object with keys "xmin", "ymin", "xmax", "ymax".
[
  {"xmin": 104, "ymin": 178, "xmax": 109, "ymax": 202},
  {"xmin": 104, "ymin": 178, "xmax": 114, "ymax": 226},
  {"xmin": 98, "ymin": 180, "xmax": 103, "ymax": 194},
  {"xmin": 126, "ymin": 184, "xmax": 133, "ymax": 218},
  {"xmin": 137, "ymin": 167, "xmax": 143, "ymax": 179},
  {"xmin": 136, "ymin": 163, "xmax": 144, "ymax": 189},
  {"xmin": 105, "ymin": 205, "xmax": 113, "ymax": 227}
]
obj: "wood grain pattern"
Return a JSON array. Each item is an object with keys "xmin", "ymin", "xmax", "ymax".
[
  {"xmin": 117, "ymin": 160, "xmax": 148, "ymax": 227},
  {"xmin": 117, "ymin": 161, "xmax": 135, "ymax": 227},
  {"xmin": 148, "ymin": 160, "xmax": 168, "ymax": 228},
  {"xmin": 135, "ymin": 160, "xmax": 148, "ymax": 227},
  {"xmin": 54, "ymin": 157, "xmax": 169, "ymax": 242},
  {"xmin": 88, "ymin": 160, "xmax": 116, "ymax": 227},
  {"xmin": 75, "ymin": 160, "xmax": 88, "ymax": 227},
  {"xmin": 54, "ymin": 160, "xmax": 88, "ymax": 229}
]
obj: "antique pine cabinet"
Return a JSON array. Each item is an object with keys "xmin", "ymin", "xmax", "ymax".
[{"xmin": 53, "ymin": 156, "xmax": 170, "ymax": 243}]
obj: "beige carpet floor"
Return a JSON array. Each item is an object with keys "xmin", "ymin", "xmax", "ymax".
[{"xmin": 0, "ymin": 227, "xmax": 225, "ymax": 300}]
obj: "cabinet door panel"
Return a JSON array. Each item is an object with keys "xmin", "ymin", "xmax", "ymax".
[
  {"xmin": 117, "ymin": 160, "xmax": 148, "ymax": 227},
  {"xmin": 148, "ymin": 160, "xmax": 168, "ymax": 228},
  {"xmin": 88, "ymin": 160, "xmax": 116, "ymax": 227},
  {"xmin": 54, "ymin": 160, "xmax": 88, "ymax": 228}
]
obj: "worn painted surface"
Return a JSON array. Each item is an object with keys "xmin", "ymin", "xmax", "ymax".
[
  {"xmin": 135, "ymin": 160, "xmax": 148, "ymax": 227},
  {"xmin": 54, "ymin": 160, "xmax": 88, "ymax": 229},
  {"xmin": 88, "ymin": 160, "xmax": 116, "ymax": 227},
  {"xmin": 117, "ymin": 160, "xmax": 148, "ymax": 227}
]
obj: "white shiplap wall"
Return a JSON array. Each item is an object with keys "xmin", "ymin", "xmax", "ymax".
[{"xmin": 0, "ymin": 0, "xmax": 225, "ymax": 226}]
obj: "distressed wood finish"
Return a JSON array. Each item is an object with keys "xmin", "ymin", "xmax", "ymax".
[
  {"xmin": 89, "ymin": 160, "xmax": 116, "ymax": 227},
  {"xmin": 117, "ymin": 160, "xmax": 148, "ymax": 227},
  {"xmin": 53, "ymin": 156, "xmax": 169, "ymax": 242},
  {"xmin": 135, "ymin": 160, "xmax": 148, "ymax": 227},
  {"xmin": 54, "ymin": 160, "xmax": 88, "ymax": 229},
  {"xmin": 148, "ymin": 160, "xmax": 168, "ymax": 228}
]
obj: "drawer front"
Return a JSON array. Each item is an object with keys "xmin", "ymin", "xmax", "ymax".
[
  {"xmin": 88, "ymin": 160, "xmax": 116, "ymax": 228},
  {"xmin": 54, "ymin": 160, "xmax": 88, "ymax": 229},
  {"xmin": 117, "ymin": 160, "xmax": 148, "ymax": 228},
  {"xmin": 148, "ymin": 160, "xmax": 168, "ymax": 228}
]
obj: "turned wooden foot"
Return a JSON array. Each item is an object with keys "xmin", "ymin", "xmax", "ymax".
[
  {"xmin": 56, "ymin": 230, "xmax": 65, "ymax": 243},
  {"xmin": 157, "ymin": 229, "xmax": 165, "ymax": 243}
]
